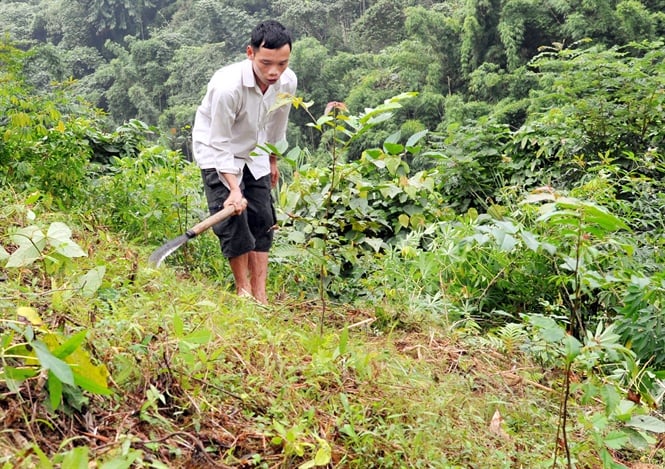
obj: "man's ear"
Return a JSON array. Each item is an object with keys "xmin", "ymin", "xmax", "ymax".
[{"xmin": 246, "ymin": 45, "xmax": 254, "ymax": 59}]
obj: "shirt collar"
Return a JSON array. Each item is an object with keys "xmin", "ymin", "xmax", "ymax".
[{"xmin": 241, "ymin": 59, "xmax": 256, "ymax": 88}]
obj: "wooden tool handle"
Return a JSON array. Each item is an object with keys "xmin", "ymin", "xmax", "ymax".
[{"xmin": 188, "ymin": 198, "xmax": 247, "ymax": 237}]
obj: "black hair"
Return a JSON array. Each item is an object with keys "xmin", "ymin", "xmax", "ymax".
[{"xmin": 250, "ymin": 20, "xmax": 292, "ymax": 51}]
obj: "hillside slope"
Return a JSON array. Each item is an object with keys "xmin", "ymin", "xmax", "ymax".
[{"xmin": 1, "ymin": 201, "xmax": 663, "ymax": 468}]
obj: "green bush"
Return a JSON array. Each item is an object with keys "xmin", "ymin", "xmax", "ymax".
[{"xmin": 93, "ymin": 145, "xmax": 205, "ymax": 246}]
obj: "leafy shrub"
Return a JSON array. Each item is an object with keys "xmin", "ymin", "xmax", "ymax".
[
  {"xmin": 507, "ymin": 40, "xmax": 665, "ymax": 190},
  {"xmin": 0, "ymin": 40, "xmax": 162, "ymax": 209},
  {"xmin": 272, "ymin": 94, "xmax": 447, "ymax": 301},
  {"xmin": 92, "ymin": 145, "xmax": 205, "ymax": 246},
  {"xmin": 427, "ymin": 119, "xmax": 513, "ymax": 211},
  {"xmin": 614, "ymin": 273, "xmax": 665, "ymax": 370},
  {"xmin": 0, "ymin": 209, "xmax": 111, "ymax": 411}
]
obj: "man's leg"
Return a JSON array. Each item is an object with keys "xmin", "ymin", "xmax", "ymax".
[
  {"xmin": 248, "ymin": 251, "xmax": 269, "ymax": 304},
  {"xmin": 201, "ymin": 168, "xmax": 256, "ymax": 299},
  {"xmin": 242, "ymin": 170, "xmax": 274, "ymax": 305},
  {"xmin": 229, "ymin": 254, "xmax": 252, "ymax": 297}
]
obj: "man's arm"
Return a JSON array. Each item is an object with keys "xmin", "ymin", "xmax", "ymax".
[
  {"xmin": 269, "ymin": 153, "xmax": 279, "ymax": 188},
  {"xmin": 207, "ymin": 85, "xmax": 242, "ymax": 177},
  {"xmin": 221, "ymin": 172, "xmax": 245, "ymax": 214}
]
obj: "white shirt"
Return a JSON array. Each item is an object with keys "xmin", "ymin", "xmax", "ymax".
[{"xmin": 192, "ymin": 59, "xmax": 297, "ymax": 181}]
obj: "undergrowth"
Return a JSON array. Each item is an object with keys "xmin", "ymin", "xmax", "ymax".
[{"xmin": 2, "ymin": 191, "xmax": 664, "ymax": 468}]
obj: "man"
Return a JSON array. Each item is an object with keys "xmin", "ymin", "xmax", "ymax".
[{"xmin": 192, "ymin": 20, "xmax": 297, "ymax": 304}]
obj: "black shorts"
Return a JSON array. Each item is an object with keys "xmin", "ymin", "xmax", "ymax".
[{"xmin": 201, "ymin": 168, "xmax": 276, "ymax": 258}]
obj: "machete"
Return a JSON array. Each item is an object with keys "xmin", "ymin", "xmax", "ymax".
[{"xmin": 148, "ymin": 198, "xmax": 247, "ymax": 267}]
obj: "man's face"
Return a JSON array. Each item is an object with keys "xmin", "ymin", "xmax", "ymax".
[{"xmin": 247, "ymin": 43, "xmax": 291, "ymax": 91}]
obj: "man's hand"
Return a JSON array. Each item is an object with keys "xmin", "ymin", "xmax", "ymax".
[
  {"xmin": 224, "ymin": 188, "xmax": 246, "ymax": 215},
  {"xmin": 221, "ymin": 173, "xmax": 246, "ymax": 215},
  {"xmin": 270, "ymin": 153, "xmax": 279, "ymax": 188}
]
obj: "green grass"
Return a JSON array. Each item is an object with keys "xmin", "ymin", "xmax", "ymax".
[{"xmin": 1, "ymin": 199, "xmax": 664, "ymax": 469}]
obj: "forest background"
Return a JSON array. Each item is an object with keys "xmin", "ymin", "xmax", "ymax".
[{"xmin": 2, "ymin": 0, "xmax": 665, "ymax": 467}]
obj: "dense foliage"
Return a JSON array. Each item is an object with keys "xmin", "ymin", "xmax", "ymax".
[{"xmin": 3, "ymin": 0, "xmax": 665, "ymax": 153}]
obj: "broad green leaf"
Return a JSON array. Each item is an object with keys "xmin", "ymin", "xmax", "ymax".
[
  {"xmin": 340, "ymin": 422, "xmax": 357, "ymax": 439},
  {"xmin": 520, "ymin": 230, "xmax": 540, "ymax": 251},
  {"xmin": 182, "ymin": 328, "xmax": 212, "ymax": 345},
  {"xmin": 73, "ymin": 266, "xmax": 106, "ymax": 297},
  {"xmin": 0, "ymin": 244, "xmax": 8, "ymax": 261},
  {"xmin": 363, "ymin": 237, "xmax": 384, "ymax": 252},
  {"xmin": 70, "ymin": 351, "xmax": 111, "ymax": 395},
  {"xmin": 624, "ymin": 427, "xmax": 653, "ymax": 449},
  {"xmin": 2, "ymin": 365, "xmax": 39, "ymax": 385},
  {"xmin": 398, "ymin": 214, "xmax": 409, "ymax": 228},
  {"xmin": 11, "ymin": 111, "xmax": 31, "ymax": 127},
  {"xmin": 563, "ymin": 335, "xmax": 582, "ymax": 361},
  {"xmin": 349, "ymin": 197, "xmax": 369, "ymax": 212},
  {"xmin": 536, "ymin": 211, "xmax": 582, "ymax": 227},
  {"xmin": 528, "ymin": 315, "xmax": 566, "ymax": 342},
  {"xmin": 285, "ymin": 146, "xmax": 303, "ymax": 164},
  {"xmin": 259, "ymin": 139, "xmax": 288, "ymax": 155},
  {"xmin": 47, "ymin": 222, "xmax": 86, "ymax": 258},
  {"xmin": 406, "ymin": 129, "xmax": 428, "ymax": 148},
  {"xmin": 491, "ymin": 228, "xmax": 517, "ymax": 252},
  {"xmin": 388, "ymin": 91, "xmax": 418, "ymax": 102},
  {"xmin": 495, "ymin": 220, "xmax": 519, "ymax": 234},
  {"xmin": 1, "ymin": 331, "xmax": 13, "ymax": 348},
  {"xmin": 468, "ymin": 233, "xmax": 490, "ymax": 245},
  {"xmin": 52, "ymin": 331, "xmax": 87, "ymax": 359},
  {"xmin": 288, "ymin": 231, "xmax": 306, "ymax": 243},
  {"xmin": 42, "ymin": 333, "xmax": 110, "ymax": 394},
  {"xmin": 365, "ymin": 112, "xmax": 393, "ymax": 126},
  {"xmin": 314, "ymin": 115, "xmax": 333, "ymax": 127},
  {"xmin": 629, "ymin": 275, "xmax": 651, "ymax": 288},
  {"xmin": 364, "ymin": 148, "xmax": 383, "ymax": 159},
  {"xmin": 626, "ymin": 415, "xmax": 665, "ymax": 433},
  {"xmin": 560, "ymin": 256, "xmax": 580, "ymax": 272},
  {"xmin": 598, "ymin": 447, "xmax": 627, "ymax": 469},
  {"xmin": 26, "ymin": 191, "xmax": 41, "ymax": 204},
  {"xmin": 603, "ymin": 430, "xmax": 629, "ymax": 450},
  {"xmin": 385, "ymin": 156, "xmax": 402, "ymax": 174},
  {"xmin": 48, "ymin": 371, "xmax": 63, "ymax": 410},
  {"xmin": 173, "ymin": 314, "xmax": 184, "ymax": 337},
  {"xmin": 599, "ymin": 384, "xmax": 621, "ymax": 414},
  {"xmin": 614, "ymin": 399, "xmax": 637, "ymax": 422},
  {"xmin": 581, "ymin": 203, "xmax": 630, "ymax": 231},
  {"xmin": 17, "ymin": 306, "xmax": 42, "ymax": 326},
  {"xmin": 360, "ymin": 103, "xmax": 400, "ymax": 124},
  {"xmin": 98, "ymin": 449, "xmax": 142, "ymax": 469},
  {"xmin": 378, "ymin": 184, "xmax": 402, "ymax": 198},
  {"xmin": 61, "ymin": 446, "xmax": 89, "ymax": 469},
  {"xmin": 313, "ymin": 438, "xmax": 332, "ymax": 466},
  {"xmin": 33, "ymin": 341, "xmax": 74, "ymax": 385},
  {"xmin": 409, "ymin": 213, "xmax": 426, "ymax": 228},
  {"xmin": 7, "ymin": 244, "xmax": 42, "ymax": 267},
  {"xmin": 383, "ymin": 142, "xmax": 404, "ymax": 155},
  {"xmin": 384, "ymin": 131, "xmax": 401, "ymax": 144},
  {"xmin": 299, "ymin": 458, "xmax": 316, "ymax": 468},
  {"xmin": 73, "ymin": 370, "xmax": 112, "ymax": 395}
]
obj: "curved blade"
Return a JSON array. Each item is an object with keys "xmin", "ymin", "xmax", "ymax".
[
  {"xmin": 148, "ymin": 234, "xmax": 190, "ymax": 267},
  {"xmin": 148, "ymin": 201, "xmax": 245, "ymax": 267}
]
